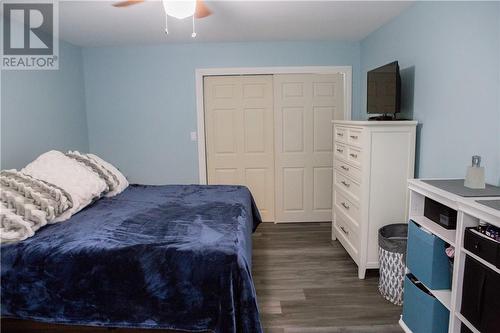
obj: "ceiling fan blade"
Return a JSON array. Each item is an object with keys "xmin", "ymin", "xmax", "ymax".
[
  {"xmin": 195, "ymin": 0, "xmax": 212, "ymax": 18},
  {"xmin": 112, "ymin": 0, "xmax": 145, "ymax": 8}
]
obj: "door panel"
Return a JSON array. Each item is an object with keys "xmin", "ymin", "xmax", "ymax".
[
  {"xmin": 245, "ymin": 168, "xmax": 271, "ymax": 217},
  {"xmin": 214, "ymin": 168, "xmax": 239, "ymax": 185},
  {"xmin": 283, "ymin": 167, "xmax": 305, "ymax": 211},
  {"xmin": 243, "ymin": 83, "xmax": 266, "ymax": 98},
  {"xmin": 313, "ymin": 167, "xmax": 333, "ymax": 210},
  {"xmin": 213, "ymin": 109, "xmax": 237, "ymax": 153},
  {"xmin": 282, "ymin": 107, "xmax": 305, "ymax": 152},
  {"xmin": 274, "ymin": 74, "xmax": 344, "ymax": 222},
  {"xmin": 243, "ymin": 108, "xmax": 266, "ymax": 153},
  {"xmin": 313, "ymin": 106, "xmax": 335, "ymax": 152},
  {"xmin": 205, "ymin": 75, "xmax": 275, "ymax": 222},
  {"xmin": 214, "ymin": 84, "xmax": 235, "ymax": 98},
  {"xmin": 282, "ymin": 82, "xmax": 304, "ymax": 97},
  {"xmin": 313, "ymin": 82, "xmax": 336, "ymax": 97}
]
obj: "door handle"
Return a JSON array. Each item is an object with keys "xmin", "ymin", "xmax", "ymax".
[{"xmin": 341, "ymin": 202, "xmax": 350, "ymax": 210}]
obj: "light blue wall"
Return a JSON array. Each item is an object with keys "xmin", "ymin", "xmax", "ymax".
[
  {"xmin": 360, "ymin": 1, "xmax": 500, "ymax": 185},
  {"xmin": 1, "ymin": 39, "xmax": 89, "ymax": 169},
  {"xmin": 83, "ymin": 41, "xmax": 361, "ymax": 184},
  {"xmin": 4, "ymin": 2, "xmax": 497, "ymax": 186}
]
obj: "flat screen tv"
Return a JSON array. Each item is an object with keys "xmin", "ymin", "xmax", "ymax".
[{"xmin": 367, "ymin": 61, "xmax": 401, "ymax": 120}]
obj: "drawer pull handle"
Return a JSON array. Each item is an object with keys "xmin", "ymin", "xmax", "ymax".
[
  {"xmin": 474, "ymin": 242, "xmax": 480, "ymax": 250},
  {"xmin": 341, "ymin": 202, "xmax": 350, "ymax": 210},
  {"xmin": 336, "ymin": 148, "xmax": 344, "ymax": 153},
  {"xmin": 341, "ymin": 165, "xmax": 349, "ymax": 171},
  {"xmin": 340, "ymin": 226, "xmax": 349, "ymax": 235},
  {"xmin": 341, "ymin": 180, "xmax": 350, "ymax": 188},
  {"xmin": 350, "ymin": 153, "xmax": 358, "ymax": 158},
  {"xmin": 337, "ymin": 133, "xmax": 344, "ymax": 137},
  {"xmin": 350, "ymin": 135, "xmax": 358, "ymax": 139}
]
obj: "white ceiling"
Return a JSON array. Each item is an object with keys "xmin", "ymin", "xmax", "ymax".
[{"xmin": 58, "ymin": 1, "xmax": 414, "ymax": 47}]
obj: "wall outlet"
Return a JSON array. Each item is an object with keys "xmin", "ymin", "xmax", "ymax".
[{"xmin": 190, "ymin": 131, "xmax": 197, "ymax": 141}]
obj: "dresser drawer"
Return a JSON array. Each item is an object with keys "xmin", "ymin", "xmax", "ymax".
[
  {"xmin": 334, "ymin": 190, "xmax": 360, "ymax": 225},
  {"xmin": 335, "ymin": 126, "xmax": 347, "ymax": 143},
  {"xmin": 334, "ymin": 158, "xmax": 361, "ymax": 183},
  {"xmin": 347, "ymin": 146, "xmax": 362, "ymax": 166},
  {"xmin": 335, "ymin": 212, "xmax": 359, "ymax": 260},
  {"xmin": 347, "ymin": 128, "xmax": 363, "ymax": 147},
  {"xmin": 334, "ymin": 142, "xmax": 347, "ymax": 159},
  {"xmin": 334, "ymin": 170, "xmax": 361, "ymax": 202}
]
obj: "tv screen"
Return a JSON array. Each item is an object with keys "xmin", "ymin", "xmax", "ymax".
[{"xmin": 367, "ymin": 61, "xmax": 401, "ymax": 115}]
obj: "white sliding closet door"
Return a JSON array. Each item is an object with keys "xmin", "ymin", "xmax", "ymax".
[
  {"xmin": 204, "ymin": 75, "xmax": 275, "ymax": 222},
  {"xmin": 274, "ymin": 74, "xmax": 344, "ymax": 222}
]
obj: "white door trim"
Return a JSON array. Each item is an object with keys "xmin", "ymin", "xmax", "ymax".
[{"xmin": 196, "ymin": 66, "xmax": 353, "ymax": 184}]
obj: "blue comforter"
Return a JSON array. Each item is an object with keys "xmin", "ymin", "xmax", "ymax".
[{"xmin": 1, "ymin": 185, "xmax": 262, "ymax": 333}]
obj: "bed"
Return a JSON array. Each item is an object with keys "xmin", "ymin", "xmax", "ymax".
[{"xmin": 1, "ymin": 184, "xmax": 263, "ymax": 333}]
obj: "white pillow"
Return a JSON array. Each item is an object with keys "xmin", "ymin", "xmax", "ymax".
[
  {"xmin": 21, "ymin": 150, "xmax": 108, "ymax": 222},
  {"xmin": 87, "ymin": 153, "xmax": 128, "ymax": 197}
]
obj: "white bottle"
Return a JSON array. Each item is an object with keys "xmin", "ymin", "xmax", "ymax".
[{"xmin": 464, "ymin": 155, "xmax": 485, "ymax": 189}]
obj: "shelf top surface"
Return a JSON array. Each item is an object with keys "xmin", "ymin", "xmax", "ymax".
[
  {"xmin": 411, "ymin": 215, "xmax": 456, "ymax": 246},
  {"xmin": 477, "ymin": 200, "xmax": 500, "ymax": 212},
  {"xmin": 408, "ymin": 179, "xmax": 500, "ymax": 223},
  {"xmin": 422, "ymin": 179, "xmax": 500, "ymax": 197},
  {"xmin": 429, "ymin": 288, "xmax": 451, "ymax": 311}
]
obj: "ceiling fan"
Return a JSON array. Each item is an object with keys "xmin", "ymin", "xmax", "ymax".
[{"xmin": 112, "ymin": 0, "xmax": 212, "ymax": 37}]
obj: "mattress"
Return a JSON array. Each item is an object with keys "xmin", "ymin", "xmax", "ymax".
[{"xmin": 1, "ymin": 184, "xmax": 262, "ymax": 333}]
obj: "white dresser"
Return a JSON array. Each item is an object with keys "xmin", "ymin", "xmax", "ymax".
[{"xmin": 332, "ymin": 120, "xmax": 417, "ymax": 279}]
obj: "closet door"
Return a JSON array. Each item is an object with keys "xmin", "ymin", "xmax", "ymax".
[
  {"xmin": 204, "ymin": 75, "xmax": 275, "ymax": 222},
  {"xmin": 274, "ymin": 74, "xmax": 344, "ymax": 222}
]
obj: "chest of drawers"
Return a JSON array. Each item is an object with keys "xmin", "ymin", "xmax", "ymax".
[{"xmin": 332, "ymin": 120, "xmax": 417, "ymax": 279}]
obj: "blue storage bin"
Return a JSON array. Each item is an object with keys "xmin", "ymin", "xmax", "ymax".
[
  {"xmin": 402, "ymin": 274, "xmax": 449, "ymax": 333},
  {"xmin": 407, "ymin": 220, "xmax": 451, "ymax": 289}
]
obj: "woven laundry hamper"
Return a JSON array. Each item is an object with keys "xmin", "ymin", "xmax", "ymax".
[{"xmin": 378, "ymin": 223, "xmax": 408, "ymax": 306}]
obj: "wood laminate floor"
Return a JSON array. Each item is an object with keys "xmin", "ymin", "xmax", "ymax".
[{"xmin": 253, "ymin": 222, "xmax": 403, "ymax": 333}]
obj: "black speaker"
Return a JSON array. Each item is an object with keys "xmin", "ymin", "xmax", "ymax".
[{"xmin": 424, "ymin": 197, "xmax": 457, "ymax": 229}]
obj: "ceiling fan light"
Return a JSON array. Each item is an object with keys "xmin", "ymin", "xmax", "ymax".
[{"xmin": 162, "ymin": 0, "xmax": 196, "ymax": 19}]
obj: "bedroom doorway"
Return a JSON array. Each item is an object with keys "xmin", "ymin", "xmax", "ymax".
[{"xmin": 198, "ymin": 67, "xmax": 352, "ymax": 223}]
